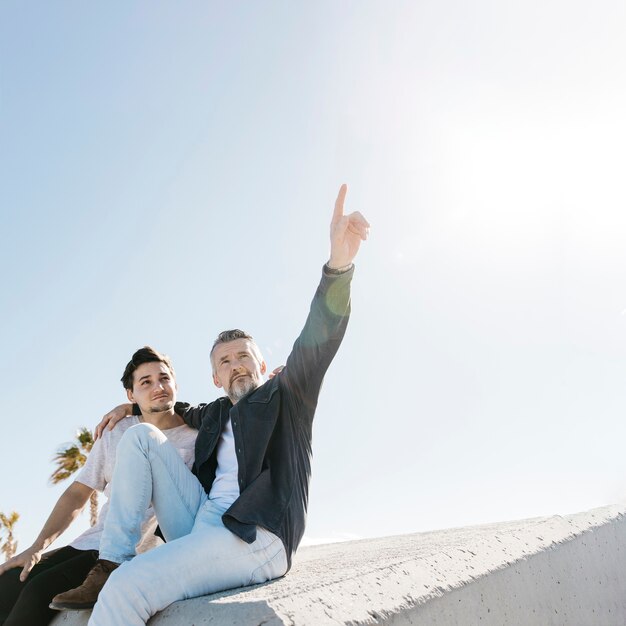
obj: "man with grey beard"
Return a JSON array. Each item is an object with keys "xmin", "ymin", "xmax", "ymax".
[{"xmin": 52, "ymin": 184, "xmax": 370, "ymax": 625}]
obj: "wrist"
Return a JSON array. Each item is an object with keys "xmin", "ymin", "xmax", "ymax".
[
  {"xmin": 31, "ymin": 539, "xmax": 46, "ymax": 552},
  {"xmin": 325, "ymin": 260, "xmax": 354, "ymax": 274}
]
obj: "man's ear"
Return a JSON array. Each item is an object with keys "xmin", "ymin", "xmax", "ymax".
[
  {"xmin": 213, "ymin": 372, "xmax": 223, "ymax": 388},
  {"xmin": 260, "ymin": 360, "xmax": 267, "ymax": 375},
  {"xmin": 126, "ymin": 388, "xmax": 135, "ymax": 403}
]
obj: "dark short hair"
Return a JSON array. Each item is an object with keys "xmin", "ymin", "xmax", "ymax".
[
  {"xmin": 210, "ymin": 329, "xmax": 262, "ymax": 371},
  {"xmin": 121, "ymin": 346, "xmax": 176, "ymax": 390}
]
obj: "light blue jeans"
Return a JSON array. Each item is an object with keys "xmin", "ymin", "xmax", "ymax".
[{"xmin": 89, "ymin": 423, "xmax": 288, "ymax": 626}]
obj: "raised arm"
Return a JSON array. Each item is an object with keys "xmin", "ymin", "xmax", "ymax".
[
  {"xmin": 280, "ymin": 184, "xmax": 369, "ymax": 405},
  {"xmin": 0, "ymin": 481, "xmax": 93, "ymax": 581}
]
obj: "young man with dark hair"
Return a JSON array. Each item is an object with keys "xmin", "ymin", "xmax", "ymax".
[
  {"xmin": 0, "ymin": 347, "xmax": 196, "ymax": 625},
  {"xmin": 55, "ymin": 185, "xmax": 370, "ymax": 625}
]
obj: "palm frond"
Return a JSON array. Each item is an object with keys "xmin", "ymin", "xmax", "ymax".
[
  {"xmin": 0, "ymin": 511, "xmax": 19, "ymax": 529},
  {"xmin": 89, "ymin": 492, "xmax": 99, "ymax": 527},
  {"xmin": 49, "ymin": 444, "xmax": 87, "ymax": 484},
  {"xmin": 0, "ymin": 510, "xmax": 19, "ymax": 560},
  {"xmin": 48, "ymin": 427, "xmax": 99, "ymax": 527},
  {"xmin": 76, "ymin": 427, "xmax": 94, "ymax": 453}
]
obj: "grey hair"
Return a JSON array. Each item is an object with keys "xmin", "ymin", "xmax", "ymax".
[{"xmin": 210, "ymin": 329, "xmax": 263, "ymax": 371}]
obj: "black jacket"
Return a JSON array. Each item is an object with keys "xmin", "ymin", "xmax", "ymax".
[{"xmin": 178, "ymin": 266, "xmax": 352, "ymax": 568}]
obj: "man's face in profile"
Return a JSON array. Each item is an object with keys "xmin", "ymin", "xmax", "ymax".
[
  {"xmin": 212, "ymin": 338, "xmax": 267, "ymax": 403},
  {"xmin": 127, "ymin": 362, "xmax": 177, "ymax": 414}
]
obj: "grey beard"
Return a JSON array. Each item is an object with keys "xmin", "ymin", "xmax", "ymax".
[{"xmin": 228, "ymin": 377, "xmax": 258, "ymax": 404}]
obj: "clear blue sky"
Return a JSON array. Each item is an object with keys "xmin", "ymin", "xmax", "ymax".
[{"xmin": 2, "ymin": 1, "xmax": 626, "ymax": 550}]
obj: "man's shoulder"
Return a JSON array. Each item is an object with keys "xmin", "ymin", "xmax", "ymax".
[{"xmin": 99, "ymin": 415, "xmax": 140, "ymax": 445}]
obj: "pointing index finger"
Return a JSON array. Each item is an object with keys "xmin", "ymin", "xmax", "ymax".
[{"xmin": 332, "ymin": 184, "xmax": 348, "ymax": 223}]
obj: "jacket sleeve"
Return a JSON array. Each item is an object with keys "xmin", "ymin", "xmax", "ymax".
[
  {"xmin": 279, "ymin": 265, "xmax": 353, "ymax": 420},
  {"xmin": 174, "ymin": 401, "xmax": 218, "ymax": 430}
]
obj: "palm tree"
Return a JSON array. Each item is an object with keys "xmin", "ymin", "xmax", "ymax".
[
  {"xmin": 0, "ymin": 511, "xmax": 20, "ymax": 560},
  {"xmin": 50, "ymin": 427, "xmax": 99, "ymax": 526}
]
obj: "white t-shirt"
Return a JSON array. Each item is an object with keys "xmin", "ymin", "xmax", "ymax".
[
  {"xmin": 208, "ymin": 417, "xmax": 240, "ymax": 508},
  {"xmin": 69, "ymin": 416, "xmax": 197, "ymax": 553}
]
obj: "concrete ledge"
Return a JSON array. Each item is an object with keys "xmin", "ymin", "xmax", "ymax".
[{"xmin": 51, "ymin": 504, "xmax": 626, "ymax": 625}]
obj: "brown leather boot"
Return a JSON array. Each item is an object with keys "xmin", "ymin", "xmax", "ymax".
[{"xmin": 49, "ymin": 559, "xmax": 119, "ymax": 610}]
